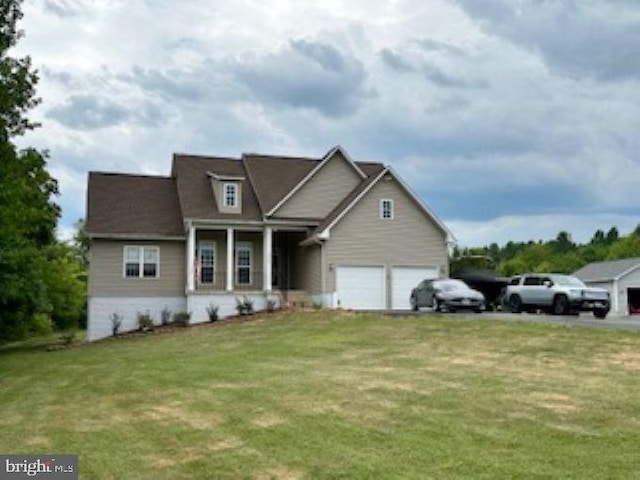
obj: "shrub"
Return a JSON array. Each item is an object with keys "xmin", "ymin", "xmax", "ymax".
[
  {"xmin": 236, "ymin": 296, "xmax": 254, "ymax": 315},
  {"xmin": 160, "ymin": 307, "xmax": 172, "ymax": 326},
  {"xmin": 110, "ymin": 313, "xmax": 123, "ymax": 336},
  {"xmin": 137, "ymin": 312, "xmax": 154, "ymax": 332},
  {"xmin": 267, "ymin": 299, "xmax": 277, "ymax": 313},
  {"xmin": 172, "ymin": 311, "xmax": 191, "ymax": 327},
  {"xmin": 59, "ymin": 331, "xmax": 75, "ymax": 346},
  {"xmin": 206, "ymin": 304, "xmax": 219, "ymax": 322}
]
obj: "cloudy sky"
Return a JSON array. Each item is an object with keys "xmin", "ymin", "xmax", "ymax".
[{"xmin": 14, "ymin": 0, "xmax": 640, "ymax": 246}]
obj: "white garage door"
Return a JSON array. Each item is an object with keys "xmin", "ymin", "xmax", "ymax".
[
  {"xmin": 336, "ymin": 266, "xmax": 386, "ymax": 310},
  {"xmin": 391, "ymin": 266, "xmax": 438, "ymax": 310}
]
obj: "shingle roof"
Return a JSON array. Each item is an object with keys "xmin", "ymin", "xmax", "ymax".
[
  {"xmin": 574, "ymin": 257, "xmax": 640, "ymax": 282},
  {"xmin": 171, "ymin": 154, "xmax": 263, "ymax": 221},
  {"xmin": 86, "ymin": 148, "xmax": 442, "ymax": 240},
  {"xmin": 242, "ymin": 154, "xmax": 316, "ymax": 214},
  {"xmin": 86, "ymin": 173, "xmax": 184, "ymax": 237}
]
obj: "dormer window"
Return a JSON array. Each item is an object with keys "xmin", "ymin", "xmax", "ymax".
[
  {"xmin": 207, "ymin": 172, "xmax": 244, "ymax": 213},
  {"xmin": 224, "ymin": 183, "xmax": 238, "ymax": 208}
]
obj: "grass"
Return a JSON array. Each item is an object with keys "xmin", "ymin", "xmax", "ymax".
[{"xmin": 1, "ymin": 311, "xmax": 640, "ymax": 479}]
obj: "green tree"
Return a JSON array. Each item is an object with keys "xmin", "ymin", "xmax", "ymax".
[
  {"xmin": 72, "ymin": 218, "xmax": 89, "ymax": 268},
  {"xmin": 0, "ymin": 0, "xmax": 40, "ymax": 140},
  {"xmin": 0, "ymin": 0, "xmax": 61, "ymax": 341}
]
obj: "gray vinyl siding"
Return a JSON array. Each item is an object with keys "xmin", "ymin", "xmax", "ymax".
[
  {"xmin": 89, "ymin": 239, "xmax": 185, "ymax": 297},
  {"xmin": 295, "ymin": 243, "xmax": 322, "ymax": 294},
  {"xmin": 276, "ymin": 153, "xmax": 362, "ymax": 219},
  {"xmin": 325, "ymin": 177, "xmax": 448, "ymax": 297}
]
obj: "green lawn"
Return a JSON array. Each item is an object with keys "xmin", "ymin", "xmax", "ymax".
[{"xmin": 2, "ymin": 312, "xmax": 640, "ymax": 479}]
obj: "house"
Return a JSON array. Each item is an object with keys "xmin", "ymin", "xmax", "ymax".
[
  {"xmin": 86, "ymin": 146, "xmax": 453, "ymax": 340},
  {"xmin": 574, "ymin": 257, "xmax": 640, "ymax": 316}
]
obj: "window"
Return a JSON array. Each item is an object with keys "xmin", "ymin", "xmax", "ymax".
[
  {"xmin": 380, "ymin": 199, "xmax": 394, "ymax": 220},
  {"xmin": 236, "ymin": 241, "xmax": 252, "ymax": 286},
  {"xmin": 199, "ymin": 242, "xmax": 216, "ymax": 284},
  {"xmin": 124, "ymin": 246, "xmax": 159, "ymax": 278},
  {"xmin": 223, "ymin": 183, "xmax": 238, "ymax": 208}
]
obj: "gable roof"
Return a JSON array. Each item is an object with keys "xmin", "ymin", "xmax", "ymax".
[
  {"xmin": 264, "ymin": 145, "xmax": 367, "ymax": 217},
  {"xmin": 311, "ymin": 165, "xmax": 454, "ymax": 242},
  {"xmin": 171, "ymin": 154, "xmax": 262, "ymax": 221},
  {"xmin": 86, "ymin": 172, "xmax": 184, "ymax": 237},
  {"xmin": 87, "ymin": 147, "xmax": 452, "ymax": 243},
  {"xmin": 574, "ymin": 257, "xmax": 640, "ymax": 282},
  {"xmin": 242, "ymin": 154, "xmax": 316, "ymax": 215}
]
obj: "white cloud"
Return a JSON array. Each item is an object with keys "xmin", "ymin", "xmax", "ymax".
[{"xmin": 11, "ymin": 0, "xmax": 640, "ymax": 247}]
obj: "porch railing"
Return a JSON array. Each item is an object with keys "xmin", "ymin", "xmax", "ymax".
[{"xmin": 196, "ymin": 270, "xmax": 264, "ymax": 291}]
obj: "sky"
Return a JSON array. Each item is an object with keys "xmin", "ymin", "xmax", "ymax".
[{"xmin": 13, "ymin": 0, "xmax": 640, "ymax": 247}]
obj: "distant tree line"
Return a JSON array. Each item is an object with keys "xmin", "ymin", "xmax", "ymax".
[
  {"xmin": 451, "ymin": 226, "xmax": 640, "ymax": 277},
  {"xmin": 0, "ymin": 0, "xmax": 85, "ymax": 342}
]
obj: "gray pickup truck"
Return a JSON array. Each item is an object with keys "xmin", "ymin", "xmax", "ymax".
[{"xmin": 504, "ymin": 273, "xmax": 610, "ymax": 318}]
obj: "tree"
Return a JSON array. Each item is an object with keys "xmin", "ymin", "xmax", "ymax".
[
  {"xmin": 0, "ymin": 0, "xmax": 61, "ymax": 341},
  {"xmin": 0, "ymin": 0, "xmax": 40, "ymax": 140},
  {"xmin": 72, "ymin": 218, "xmax": 89, "ymax": 268},
  {"xmin": 606, "ymin": 227, "xmax": 619, "ymax": 245}
]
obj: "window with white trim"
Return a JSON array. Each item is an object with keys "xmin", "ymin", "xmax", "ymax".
[
  {"xmin": 380, "ymin": 199, "xmax": 394, "ymax": 220},
  {"xmin": 198, "ymin": 241, "xmax": 216, "ymax": 284},
  {"xmin": 236, "ymin": 241, "xmax": 252, "ymax": 286},
  {"xmin": 223, "ymin": 183, "xmax": 238, "ymax": 208},
  {"xmin": 124, "ymin": 246, "xmax": 159, "ymax": 278}
]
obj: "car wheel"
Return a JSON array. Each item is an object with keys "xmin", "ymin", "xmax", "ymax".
[
  {"xmin": 432, "ymin": 296, "xmax": 441, "ymax": 312},
  {"xmin": 594, "ymin": 309, "xmax": 608, "ymax": 319},
  {"xmin": 552, "ymin": 294, "xmax": 569, "ymax": 315},
  {"xmin": 509, "ymin": 295, "xmax": 522, "ymax": 313},
  {"xmin": 410, "ymin": 294, "xmax": 419, "ymax": 312}
]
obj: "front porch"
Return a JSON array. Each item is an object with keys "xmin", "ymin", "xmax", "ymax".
[{"xmin": 185, "ymin": 225, "xmax": 311, "ymax": 319}]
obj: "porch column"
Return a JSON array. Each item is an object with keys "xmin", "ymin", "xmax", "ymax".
[
  {"xmin": 263, "ymin": 226, "xmax": 272, "ymax": 292},
  {"xmin": 226, "ymin": 228, "xmax": 234, "ymax": 292},
  {"xmin": 187, "ymin": 224, "xmax": 196, "ymax": 292}
]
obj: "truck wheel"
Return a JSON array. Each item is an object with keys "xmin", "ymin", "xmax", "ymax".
[
  {"xmin": 552, "ymin": 295, "xmax": 569, "ymax": 315},
  {"xmin": 509, "ymin": 295, "xmax": 522, "ymax": 313},
  {"xmin": 594, "ymin": 309, "xmax": 608, "ymax": 319}
]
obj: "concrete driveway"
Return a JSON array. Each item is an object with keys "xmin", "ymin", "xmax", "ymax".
[{"xmin": 390, "ymin": 310, "xmax": 640, "ymax": 332}]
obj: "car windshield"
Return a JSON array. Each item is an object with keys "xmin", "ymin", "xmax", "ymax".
[
  {"xmin": 549, "ymin": 275, "xmax": 586, "ymax": 287},
  {"xmin": 436, "ymin": 280, "xmax": 469, "ymax": 292}
]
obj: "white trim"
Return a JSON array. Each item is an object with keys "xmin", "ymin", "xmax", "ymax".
[
  {"xmin": 206, "ymin": 171, "xmax": 246, "ymax": 181},
  {"xmin": 380, "ymin": 199, "xmax": 394, "ymax": 220},
  {"xmin": 187, "ymin": 224, "xmax": 196, "ymax": 291},
  {"xmin": 198, "ymin": 240, "xmax": 217, "ymax": 285},
  {"xmin": 266, "ymin": 145, "xmax": 366, "ymax": 217},
  {"xmin": 89, "ymin": 233, "xmax": 185, "ymax": 241},
  {"xmin": 222, "ymin": 182, "xmax": 239, "ymax": 208},
  {"xmin": 263, "ymin": 227, "xmax": 272, "ymax": 292},
  {"xmin": 235, "ymin": 241, "xmax": 253, "ymax": 286},
  {"xmin": 185, "ymin": 218, "xmax": 319, "ymax": 229},
  {"xmin": 123, "ymin": 245, "xmax": 160, "ymax": 279},
  {"xmin": 226, "ymin": 228, "xmax": 234, "ymax": 291}
]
